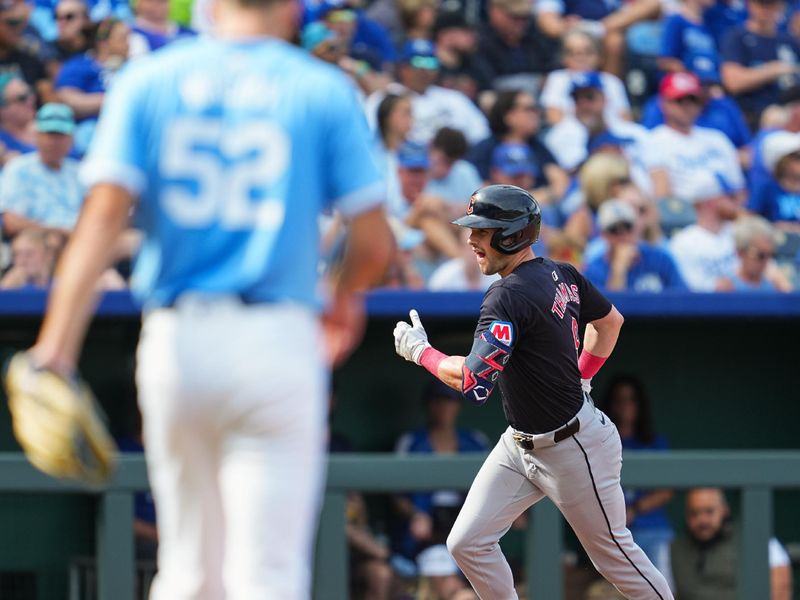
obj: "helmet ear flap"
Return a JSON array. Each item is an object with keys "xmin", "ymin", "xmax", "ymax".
[
  {"xmin": 490, "ymin": 221, "xmax": 541, "ymax": 255},
  {"xmin": 498, "ymin": 229, "xmax": 524, "ymax": 250}
]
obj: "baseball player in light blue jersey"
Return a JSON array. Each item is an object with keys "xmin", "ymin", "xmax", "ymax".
[{"xmin": 27, "ymin": 0, "xmax": 394, "ymax": 596}]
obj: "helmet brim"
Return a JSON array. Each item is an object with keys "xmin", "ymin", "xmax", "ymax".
[{"xmin": 451, "ymin": 215, "xmax": 509, "ymax": 229}]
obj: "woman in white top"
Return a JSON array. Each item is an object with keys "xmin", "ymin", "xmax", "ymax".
[{"xmin": 540, "ymin": 28, "xmax": 632, "ymax": 125}]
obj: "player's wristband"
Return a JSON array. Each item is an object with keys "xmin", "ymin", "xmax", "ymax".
[
  {"xmin": 419, "ymin": 347, "xmax": 446, "ymax": 377},
  {"xmin": 578, "ymin": 351, "xmax": 607, "ymax": 379}
]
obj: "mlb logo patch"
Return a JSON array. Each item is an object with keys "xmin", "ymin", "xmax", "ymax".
[{"xmin": 489, "ymin": 321, "xmax": 514, "ymax": 346}]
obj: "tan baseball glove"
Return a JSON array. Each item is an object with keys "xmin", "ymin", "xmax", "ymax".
[{"xmin": 3, "ymin": 352, "xmax": 118, "ymax": 485}]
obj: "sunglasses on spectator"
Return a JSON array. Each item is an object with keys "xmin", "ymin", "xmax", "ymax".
[
  {"xmin": 513, "ymin": 102, "xmax": 537, "ymax": 112},
  {"xmin": 748, "ymin": 248, "xmax": 775, "ymax": 261},
  {"xmin": 55, "ymin": 11, "xmax": 80, "ymax": 21},
  {"xmin": 3, "ymin": 17, "xmax": 25, "ymax": 28},
  {"xmin": 605, "ymin": 222, "xmax": 633, "ymax": 235},
  {"xmin": 573, "ymin": 91, "xmax": 600, "ymax": 101},
  {"xmin": 314, "ymin": 41, "xmax": 340, "ymax": 56},
  {"xmin": 673, "ymin": 95, "xmax": 702, "ymax": 106},
  {"xmin": 501, "ymin": 8, "xmax": 530, "ymax": 20}
]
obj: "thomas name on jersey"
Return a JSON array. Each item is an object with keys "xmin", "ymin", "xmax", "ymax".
[{"xmin": 551, "ymin": 282, "xmax": 581, "ymax": 320}]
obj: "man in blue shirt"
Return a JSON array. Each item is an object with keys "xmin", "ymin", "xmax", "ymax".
[
  {"xmin": 584, "ymin": 199, "xmax": 688, "ymax": 292},
  {"xmin": 54, "ymin": 17, "xmax": 130, "ymax": 154},
  {"xmin": 26, "ymin": 0, "xmax": 394, "ymax": 596},
  {"xmin": 720, "ymin": 0, "xmax": 800, "ymax": 127}
]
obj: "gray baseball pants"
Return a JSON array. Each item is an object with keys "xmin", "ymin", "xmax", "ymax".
[{"xmin": 447, "ymin": 400, "xmax": 674, "ymax": 600}]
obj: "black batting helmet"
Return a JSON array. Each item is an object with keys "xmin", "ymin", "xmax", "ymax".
[{"xmin": 451, "ymin": 185, "xmax": 541, "ymax": 255}]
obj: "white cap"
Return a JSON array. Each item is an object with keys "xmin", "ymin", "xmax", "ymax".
[
  {"xmin": 762, "ymin": 131, "xmax": 800, "ymax": 175},
  {"xmin": 683, "ymin": 170, "xmax": 735, "ymax": 204},
  {"xmin": 416, "ymin": 544, "xmax": 460, "ymax": 577},
  {"xmin": 597, "ymin": 199, "xmax": 636, "ymax": 231}
]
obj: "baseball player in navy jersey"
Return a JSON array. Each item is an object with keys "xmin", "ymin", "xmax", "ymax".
[
  {"xmin": 394, "ymin": 185, "xmax": 673, "ymax": 599},
  {"xmin": 24, "ymin": 0, "xmax": 394, "ymax": 597}
]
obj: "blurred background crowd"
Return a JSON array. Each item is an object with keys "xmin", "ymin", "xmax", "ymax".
[{"xmin": 0, "ymin": 0, "xmax": 798, "ymax": 294}]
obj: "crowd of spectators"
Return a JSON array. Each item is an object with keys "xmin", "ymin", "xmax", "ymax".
[{"xmin": 0, "ymin": 0, "xmax": 799, "ymax": 295}]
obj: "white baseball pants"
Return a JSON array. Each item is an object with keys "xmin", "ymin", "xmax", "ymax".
[
  {"xmin": 136, "ymin": 297, "xmax": 328, "ymax": 600},
  {"xmin": 447, "ymin": 400, "xmax": 674, "ymax": 600}
]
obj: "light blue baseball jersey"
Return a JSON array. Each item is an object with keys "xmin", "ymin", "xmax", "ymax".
[{"xmin": 80, "ymin": 36, "xmax": 384, "ymax": 309}]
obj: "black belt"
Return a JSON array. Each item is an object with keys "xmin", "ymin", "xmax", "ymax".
[
  {"xmin": 162, "ymin": 293, "xmax": 264, "ymax": 308},
  {"xmin": 512, "ymin": 418, "xmax": 581, "ymax": 451}
]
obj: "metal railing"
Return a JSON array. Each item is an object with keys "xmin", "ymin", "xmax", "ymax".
[{"xmin": 1, "ymin": 451, "xmax": 799, "ymax": 600}]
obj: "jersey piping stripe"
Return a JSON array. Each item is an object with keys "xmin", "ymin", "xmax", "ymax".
[{"xmin": 573, "ymin": 436, "xmax": 666, "ymax": 600}]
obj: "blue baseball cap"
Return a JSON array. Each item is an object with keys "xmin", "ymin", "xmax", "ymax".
[
  {"xmin": 301, "ymin": 21, "xmax": 336, "ymax": 52},
  {"xmin": 397, "ymin": 141, "xmax": 430, "ymax": 169},
  {"xmin": 35, "ymin": 103, "xmax": 75, "ymax": 135},
  {"xmin": 423, "ymin": 378, "xmax": 461, "ymax": 403},
  {"xmin": 587, "ymin": 131, "xmax": 633, "ymax": 154},
  {"xmin": 570, "ymin": 71, "xmax": 603, "ymax": 96},
  {"xmin": 491, "ymin": 143, "xmax": 536, "ymax": 177},
  {"xmin": 400, "ymin": 39, "xmax": 439, "ymax": 70}
]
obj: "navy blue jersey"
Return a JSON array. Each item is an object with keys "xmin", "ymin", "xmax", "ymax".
[
  {"xmin": 474, "ymin": 258, "xmax": 612, "ymax": 433},
  {"xmin": 720, "ymin": 27, "xmax": 800, "ymax": 116}
]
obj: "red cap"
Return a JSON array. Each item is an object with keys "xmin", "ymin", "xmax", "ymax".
[{"xmin": 659, "ymin": 72, "xmax": 702, "ymax": 100}]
